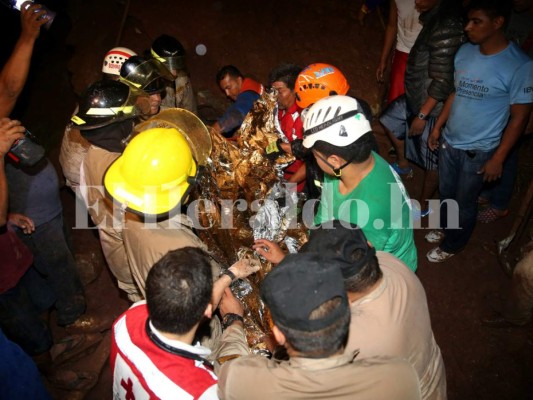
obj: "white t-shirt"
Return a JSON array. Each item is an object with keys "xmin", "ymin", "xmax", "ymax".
[{"xmin": 396, "ymin": 0, "xmax": 423, "ymax": 53}]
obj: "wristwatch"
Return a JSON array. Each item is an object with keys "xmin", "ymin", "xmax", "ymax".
[
  {"xmin": 221, "ymin": 269, "xmax": 237, "ymax": 282},
  {"xmin": 222, "ymin": 313, "xmax": 244, "ymax": 330},
  {"xmin": 417, "ymin": 112, "xmax": 428, "ymax": 120}
]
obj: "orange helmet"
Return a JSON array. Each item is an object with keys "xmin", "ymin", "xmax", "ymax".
[{"xmin": 295, "ymin": 63, "xmax": 350, "ymax": 108}]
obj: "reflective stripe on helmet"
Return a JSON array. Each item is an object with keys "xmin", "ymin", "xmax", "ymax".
[
  {"xmin": 86, "ymin": 106, "xmax": 134, "ymax": 116},
  {"xmin": 71, "ymin": 115, "xmax": 86, "ymax": 125},
  {"xmin": 113, "ymin": 186, "xmax": 144, "ymax": 207}
]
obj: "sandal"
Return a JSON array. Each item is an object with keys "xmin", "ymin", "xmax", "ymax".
[
  {"xmin": 425, "ymin": 230, "xmax": 445, "ymax": 244},
  {"xmin": 477, "ymin": 207, "xmax": 509, "ymax": 224},
  {"xmin": 391, "ymin": 162, "xmax": 414, "ymax": 179},
  {"xmin": 427, "ymin": 247, "xmax": 455, "ymax": 263}
]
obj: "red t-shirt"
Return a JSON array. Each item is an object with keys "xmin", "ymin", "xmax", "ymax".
[
  {"xmin": 278, "ymin": 103, "xmax": 305, "ymax": 192},
  {"xmin": 0, "ymin": 224, "xmax": 33, "ymax": 294}
]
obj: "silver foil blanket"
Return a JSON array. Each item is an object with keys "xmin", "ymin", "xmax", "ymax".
[{"xmin": 192, "ymin": 90, "xmax": 309, "ymax": 352}]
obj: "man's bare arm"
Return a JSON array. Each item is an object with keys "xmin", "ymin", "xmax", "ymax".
[
  {"xmin": 0, "ymin": 118, "xmax": 25, "ymax": 225},
  {"xmin": 480, "ymin": 103, "xmax": 533, "ymax": 182},
  {"xmin": 0, "ymin": 2, "xmax": 49, "ymax": 117}
]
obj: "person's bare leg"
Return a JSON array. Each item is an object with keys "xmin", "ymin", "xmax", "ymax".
[
  {"xmin": 419, "ymin": 170, "xmax": 439, "ymax": 213},
  {"xmin": 383, "ymin": 125, "xmax": 409, "ymax": 169}
]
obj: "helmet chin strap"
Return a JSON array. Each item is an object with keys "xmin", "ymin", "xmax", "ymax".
[
  {"xmin": 314, "ymin": 150, "xmax": 352, "ymax": 178},
  {"xmin": 332, "ymin": 159, "xmax": 352, "ymax": 178}
]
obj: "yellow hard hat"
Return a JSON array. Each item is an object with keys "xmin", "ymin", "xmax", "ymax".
[{"xmin": 104, "ymin": 127, "xmax": 197, "ymax": 218}]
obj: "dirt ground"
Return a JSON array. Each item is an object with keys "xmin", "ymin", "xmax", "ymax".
[{"xmin": 2, "ymin": 0, "xmax": 532, "ymax": 399}]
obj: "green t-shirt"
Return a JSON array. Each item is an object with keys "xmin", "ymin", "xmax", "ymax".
[{"xmin": 314, "ymin": 152, "xmax": 418, "ymax": 271}]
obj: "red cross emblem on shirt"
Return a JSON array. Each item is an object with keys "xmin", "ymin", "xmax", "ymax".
[{"xmin": 121, "ymin": 378, "xmax": 136, "ymax": 400}]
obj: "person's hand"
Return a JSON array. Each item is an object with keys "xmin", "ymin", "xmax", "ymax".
[
  {"xmin": 376, "ymin": 61, "xmax": 386, "ymax": 83},
  {"xmin": 0, "ymin": 118, "xmax": 25, "ymax": 157},
  {"xmin": 228, "ymin": 258, "xmax": 261, "ymax": 280},
  {"xmin": 408, "ymin": 117, "xmax": 426, "ymax": 137},
  {"xmin": 219, "ymin": 287, "xmax": 244, "ymax": 318},
  {"xmin": 252, "ymin": 239, "xmax": 286, "ymax": 264},
  {"xmin": 280, "ymin": 142, "xmax": 291, "ymax": 154},
  {"xmin": 211, "ymin": 122, "xmax": 222, "ymax": 135},
  {"xmin": 478, "ymin": 157, "xmax": 503, "ymax": 182},
  {"xmin": 8, "ymin": 213, "xmax": 35, "ymax": 234},
  {"xmin": 20, "ymin": 2, "xmax": 49, "ymax": 41},
  {"xmin": 428, "ymin": 127, "xmax": 441, "ymax": 151}
]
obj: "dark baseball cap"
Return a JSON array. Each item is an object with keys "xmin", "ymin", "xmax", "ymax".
[
  {"xmin": 301, "ymin": 220, "xmax": 376, "ymax": 279},
  {"xmin": 260, "ymin": 252, "xmax": 348, "ymax": 332}
]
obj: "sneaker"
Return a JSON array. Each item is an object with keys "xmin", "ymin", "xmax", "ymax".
[
  {"xmin": 391, "ymin": 162, "xmax": 414, "ymax": 179},
  {"xmin": 420, "ymin": 208, "xmax": 432, "ymax": 218},
  {"xmin": 477, "ymin": 207, "xmax": 509, "ymax": 223},
  {"xmin": 427, "ymin": 247, "xmax": 455, "ymax": 263},
  {"xmin": 425, "ymin": 230, "xmax": 445, "ymax": 244},
  {"xmin": 410, "ymin": 200, "xmax": 433, "ymax": 220}
]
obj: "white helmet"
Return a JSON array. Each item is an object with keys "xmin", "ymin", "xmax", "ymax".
[
  {"xmin": 102, "ymin": 47, "xmax": 137, "ymax": 76},
  {"xmin": 302, "ymin": 95, "xmax": 372, "ymax": 149}
]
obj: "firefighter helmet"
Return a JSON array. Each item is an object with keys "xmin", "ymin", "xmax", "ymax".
[
  {"xmin": 151, "ymin": 34, "xmax": 186, "ymax": 71},
  {"xmin": 71, "ymin": 80, "xmax": 142, "ymax": 130},
  {"xmin": 102, "ymin": 47, "xmax": 137, "ymax": 76},
  {"xmin": 104, "ymin": 127, "xmax": 197, "ymax": 217},
  {"xmin": 119, "ymin": 56, "xmax": 174, "ymax": 94}
]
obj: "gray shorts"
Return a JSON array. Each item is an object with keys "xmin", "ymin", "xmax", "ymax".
[{"xmin": 379, "ymin": 95, "xmax": 439, "ymax": 171}]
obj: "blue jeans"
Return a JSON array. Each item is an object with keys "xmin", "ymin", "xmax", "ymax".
[
  {"xmin": 438, "ymin": 141, "xmax": 495, "ymax": 253},
  {"xmin": 479, "ymin": 144, "xmax": 518, "ymax": 211}
]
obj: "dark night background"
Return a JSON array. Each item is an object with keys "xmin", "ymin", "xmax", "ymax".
[{"xmin": 1, "ymin": 1, "xmax": 531, "ymax": 399}]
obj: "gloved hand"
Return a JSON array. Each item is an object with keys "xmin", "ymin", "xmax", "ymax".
[{"xmin": 265, "ymin": 139, "xmax": 286, "ymax": 161}]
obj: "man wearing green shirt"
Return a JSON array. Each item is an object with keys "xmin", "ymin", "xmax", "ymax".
[{"xmin": 303, "ymin": 95, "xmax": 417, "ymax": 271}]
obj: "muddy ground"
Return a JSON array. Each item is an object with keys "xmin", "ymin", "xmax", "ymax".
[{"xmin": 1, "ymin": 0, "xmax": 532, "ymax": 399}]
